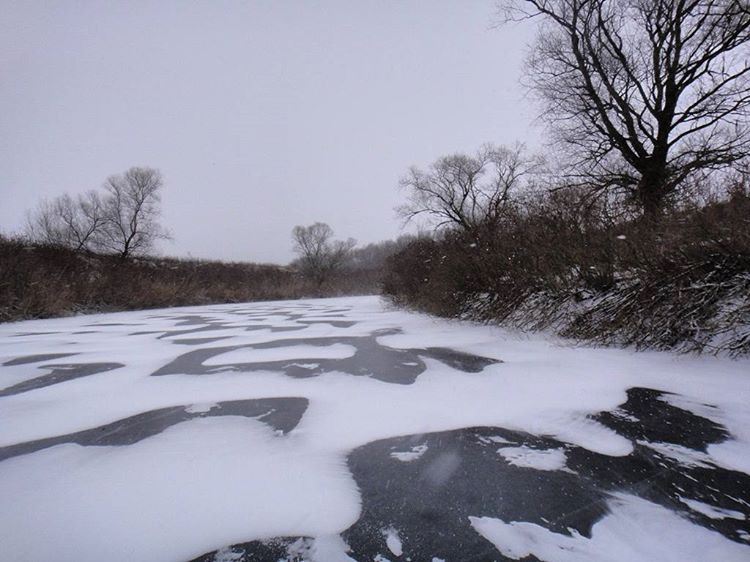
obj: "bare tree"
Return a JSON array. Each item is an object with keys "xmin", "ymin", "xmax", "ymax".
[
  {"xmin": 97, "ymin": 167, "xmax": 169, "ymax": 258},
  {"xmin": 25, "ymin": 191, "xmax": 105, "ymax": 251},
  {"xmin": 398, "ymin": 143, "xmax": 537, "ymax": 235},
  {"xmin": 291, "ymin": 222, "xmax": 356, "ymax": 288},
  {"xmin": 25, "ymin": 199, "xmax": 63, "ymax": 247},
  {"xmin": 502, "ymin": 0, "xmax": 750, "ymax": 217}
]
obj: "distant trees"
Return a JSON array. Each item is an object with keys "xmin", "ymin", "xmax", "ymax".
[
  {"xmin": 347, "ymin": 235, "xmax": 420, "ymax": 271},
  {"xmin": 25, "ymin": 167, "xmax": 168, "ymax": 258},
  {"xmin": 291, "ymin": 222, "xmax": 356, "ymax": 288},
  {"xmin": 398, "ymin": 143, "xmax": 537, "ymax": 236},
  {"xmin": 502, "ymin": 0, "xmax": 750, "ymax": 217},
  {"xmin": 97, "ymin": 167, "xmax": 169, "ymax": 258},
  {"xmin": 26, "ymin": 191, "xmax": 105, "ymax": 251}
]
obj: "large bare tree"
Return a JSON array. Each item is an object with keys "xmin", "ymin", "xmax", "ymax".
[
  {"xmin": 98, "ymin": 167, "xmax": 169, "ymax": 258},
  {"xmin": 291, "ymin": 222, "xmax": 356, "ymax": 289},
  {"xmin": 503, "ymin": 0, "xmax": 750, "ymax": 217},
  {"xmin": 398, "ymin": 143, "xmax": 537, "ymax": 235}
]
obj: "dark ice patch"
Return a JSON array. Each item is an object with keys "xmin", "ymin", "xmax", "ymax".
[
  {"xmin": 171, "ymin": 336, "xmax": 235, "ymax": 346},
  {"xmin": 190, "ymin": 387, "xmax": 750, "ymax": 561},
  {"xmin": 0, "ymin": 397, "xmax": 308, "ymax": 462},
  {"xmin": 2, "ymin": 352, "xmax": 78, "ymax": 366},
  {"xmin": 0, "ymin": 362, "xmax": 124, "ymax": 397},
  {"xmin": 593, "ymin": 387, "xmax": 729, "ymax": 449},
  {"xmin": 417, "ymin": 347, "xmax": 499, "ymax": 372},
  {"xmin": 151, "ymin": 331, "xmax": 499, "ymax": 384}
]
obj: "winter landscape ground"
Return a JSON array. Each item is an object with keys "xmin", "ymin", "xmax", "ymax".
[{"xmin": 0, "ymin": 295, "xmax": 749, "ymax": 562}]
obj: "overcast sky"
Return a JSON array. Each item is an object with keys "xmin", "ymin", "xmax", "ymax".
[{"xmin": 1, "ymin": 1, "xmax": 540, "ymax": 264}]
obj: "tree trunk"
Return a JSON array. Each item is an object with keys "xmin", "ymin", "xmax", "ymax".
[{"xmin": 636, "ymin": 162, "xmax": 667, "ymax": 220}]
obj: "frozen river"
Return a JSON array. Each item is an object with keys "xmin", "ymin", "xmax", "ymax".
[{"xmin": 0, "ymin": 295, "xmax": 748, "ymax": 561}]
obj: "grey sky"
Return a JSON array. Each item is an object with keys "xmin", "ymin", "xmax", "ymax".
[{"xmin": 1, "ymin": 1, "xmax": 539, "ymax": 264}]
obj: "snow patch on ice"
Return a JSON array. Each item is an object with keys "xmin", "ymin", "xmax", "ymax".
[
  {"xmin": 469, "ymin": 493, "xmax": 750, "ymax": 561},
  {"xmin": 382, "ymin": 526, "xmax": 403, "ymax": 556},
  {"xmin": 390, "ymin": 444, "xmax": 428, "ymax": 462},
  {"xmin": 285, "ymin": 535, "xmax": 357, "ymax": 562},
  {"xmin": 292, "ymin": 362, "xmax": 320, "ymax": 370},
  {"xmin": 678, "ymin": 496, "xmax": 746, "ymax": 520},
  {"xmin": 185, "ymin": 402, "xmax": 219, "ymax": 414},
  {"xmin": 212, "ymin": 546, "xmax": 244, "ymax": 562},
  {"xmin": 497, "ymin": 446, "xmax": 568, "ymax": 471},
  {"xmin": 477, "ymin": 435, "xmax": 513, "ymax": 445},
  {"xmin": 637, "ymin": 440, "xmax": 715, "ymax": 469},
  {"xmin": 1, "ymin": 295, "xmax": 750, "ymax": 561}
]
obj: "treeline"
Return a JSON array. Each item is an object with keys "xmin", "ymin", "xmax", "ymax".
[
  {"xmin": 3, "ymin": 163, "xmax": 408, "ymax": 321},
  {"xmin": 382, "ymin": 0, "xmax": 750, "ymax": 356},
  {"xmin": 384, "ymin": 176, "xmax": 750, "ymax": 355},
  {"xmin": 25, "ymin": 167, "xmax": 169, "ymax": 258},
  {"xmin": 0, "ymin": 234, "xmax": 398, "ymax": 322}
]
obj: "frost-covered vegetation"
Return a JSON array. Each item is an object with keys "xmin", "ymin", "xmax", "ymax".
[
  {"xmin": 384, "ymin": 180, "xmax": 750, "ymax": 356},
  {"xmin": 384, "ymin": 0, "xmax": 750, "ymax": 356}
]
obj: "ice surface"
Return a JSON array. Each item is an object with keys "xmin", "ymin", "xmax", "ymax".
[
  {"xmin": 203, "ymin": 343, "xmax": 357, "ymax": 365},
  {"xmin": 469, "ymin": 493, "xmax": 750, "ymax": 561},
  {"xmin": 0, "ymin": 295, "xmax": 749, "ymax": 561}
]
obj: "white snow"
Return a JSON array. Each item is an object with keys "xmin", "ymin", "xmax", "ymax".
[
  {"xmin": 292, "ymin": 362, "xmax": 320, "ymax": 370},
  {"xmin": 390, "ymin": 444, "xmax": 428, "ymax": 462},
  {"xmin": 185, "ymin": 402, "xmax": 219, "ymax": 413},
  {"xmin": 382, "ymin": 526, "xmax": 403, "ymax": 556},
  {"xmin": 482, "ymin": 435, "xmax": 513, "ymax": 444},
  {"xmin": 497, "ymin": 446, "xmax": 568, "ymax": 471},
  {"xmin": 469, "ymin": 493, "xmax": 750, "ymax": 562},
  {"xmin": 212, "ymin": 546, "xmax": 244, "ymax": 562},
  {"xmin": 678, "ymin": 497, "xmax": 746, "ymax": 520},
  {"xmin": 0, "ymin": 295, "xmax": 749, "ymax": 562},
  {"xmin": 0, "ymin": 416, "xmax": 360, "ymax": 562},
  {"xmin": 285, "ymin": 535, "xmax": 357, "ymax": 562},
  {"xmin": 637, "ymin": 440, "xmax": 715, "ymax": 469}
]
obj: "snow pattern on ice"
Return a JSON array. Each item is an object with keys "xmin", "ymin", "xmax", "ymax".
[{"xmin": 0, "ymin": 295, "xmax": 749, "ymax": 561}]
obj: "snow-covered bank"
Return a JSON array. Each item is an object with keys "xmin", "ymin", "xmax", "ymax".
[{"xmin": 0, "ymin": 296, "xmax": 748, "ymax": 561}]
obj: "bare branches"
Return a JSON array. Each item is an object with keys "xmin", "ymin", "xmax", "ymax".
[
  {"xmin": 502, "ymin": 0, "xmax": 750, "ymax": 216},
  {"xmin": 98, "ymin": 167, "xmax": 169, "ymax": 259},
  {"xmin": 25, "ymin": 191, "xmax": 105, "ymax": 251},
  {"xmin": 291, "ymin": 222, "xmax": 356, "ymax": 289},
  {"xmin": 25, "ymin": 167, "xmax": 169, "ymax": 258},
  {"xmin": 398, "ymin": 143, "xmax": 539, "ymax": 235}
]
